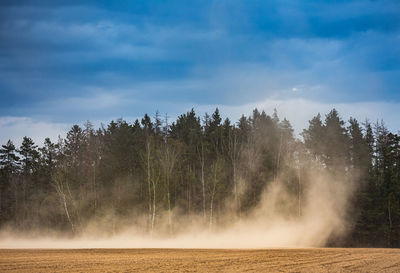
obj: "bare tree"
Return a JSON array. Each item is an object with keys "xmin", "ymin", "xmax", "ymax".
[
  {"xmin": 160, "ymin": 139, "xmax": 177, "ymax": 233},
  {"xmin": 198, "ymin": 142, "xmax": 207, "ymax": 224},
  {"xmin": 209, "ymin": 156, "xmax": 224, "ymax": 231},
  {"xmin": 142, "ymin": 137, "xmax": 161, "ymax": 236},
  {"xmin": 228, "ymin": 127, "xmax": 241, "ymax": 218},
  {"xmin": 52, "ymin": 166, "xmax": 75, "ymax": 234},
  {"xmin": 150, "ymin": 159, "xmax": 161, "ymax": 236},
  {"xmin": 141, "ymin": 138, "xmax": 153, "ymax": 234}
]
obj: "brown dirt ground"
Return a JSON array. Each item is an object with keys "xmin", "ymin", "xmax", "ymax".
[{"xmin": 0, "ymin": 248, "xmax": 399, "ymax": 272}]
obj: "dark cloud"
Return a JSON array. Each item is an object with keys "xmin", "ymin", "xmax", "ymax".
[{"xmin": 0, "ymin": 0, "xmax": 399, "ymax": 122}]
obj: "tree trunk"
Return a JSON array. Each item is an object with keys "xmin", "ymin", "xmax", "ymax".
[
  {"xmin": 209, "ymin": 188, "xmax": 215, "ymax": 232},
  {"xmin": 166, "ymin": 154, "xmax": 172, "ymax": 234},
  {"xmin": 151, "ymin": 177, "xmax": 156, "ymax": 236},
  {"xmin": 62, "ymin": 192, "xmax": 75, "ymax": 234},
  {"xmin": 298, "ymin": 166, "xmax": 301, "ymax": 217},
  {"xmin": 146, "ymin": 141, "xmax": 152, "ymax": 233},
  {"xmin": 209, "ymin": 161, "xmax": 217, "ymax": 232},
  {"xmin": 54, "ymin": 175, "xmax": 75, "ymax": 235},
  {"xmin": 275, "ymin": 132, "xmax": 283, "ymax": 182},
  {"xmin": 200, "ymin": 143, "xmax": 206, "ymax": 224},
  {"xmin": 92, "ymin": 161, "xmax": 97, "ymax": 217},
  {"xmin": 388, "ymin": 197, "xmax": 392, "ymax": 247}
]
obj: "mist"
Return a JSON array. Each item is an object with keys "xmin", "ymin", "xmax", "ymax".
[{"xmin": 0, "ymin": 152, "xmax": 355, "ymax": 249}]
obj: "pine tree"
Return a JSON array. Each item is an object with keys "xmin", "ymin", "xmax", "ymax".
[
  {"xmin": 0, "ymin": 140, "xmax": 20, "ymax": 225},
  {"xmin": 302, "ymin": 113, "xmax": 324, "ymax": 160}
]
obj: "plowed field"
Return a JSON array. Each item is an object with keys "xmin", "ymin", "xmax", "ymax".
[{"xmin": 0, "ymin": 248, "xmax": 399, "ymax": 272}]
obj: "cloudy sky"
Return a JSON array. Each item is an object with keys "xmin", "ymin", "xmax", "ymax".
[{"xmin": 1, "ymin": 0, "xmax": 399, "ymax": 145}]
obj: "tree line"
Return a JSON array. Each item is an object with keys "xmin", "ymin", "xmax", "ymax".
[{"xmin": 0, "ymin": 108, "xmax": 399, "ymax": 247}]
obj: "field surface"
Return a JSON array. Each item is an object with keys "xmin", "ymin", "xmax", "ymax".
[{"xmin": 0, "ymin": 248, "xmax": 399, "ymax": 272}]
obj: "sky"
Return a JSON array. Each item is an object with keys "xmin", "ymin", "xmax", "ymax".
[{"xmin": 1, "ymin": 0, "xmax": 399, "ymax": 145}]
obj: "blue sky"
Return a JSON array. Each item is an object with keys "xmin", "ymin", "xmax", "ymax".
[{"xmin": 1, "ymin": 0, "xmax": 400, "ymax": 144}]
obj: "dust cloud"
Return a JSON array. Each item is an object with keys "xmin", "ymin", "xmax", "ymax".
[{"xmin": 0, "ymin": 165, "xmax": 355, "ymax": 249}]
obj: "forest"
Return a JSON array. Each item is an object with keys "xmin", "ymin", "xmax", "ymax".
[{"xmin": 0, "ymin": 108, "xmax": 399, "ymax": 247}]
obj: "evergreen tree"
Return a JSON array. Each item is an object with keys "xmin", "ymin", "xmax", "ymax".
[
  {"xmin": 0, "ymin": 140, "xmax": 20, "ymax": 225},
  {"xmin": 302, "ymin": 113, "xmax": 324, "ymax": 159}
]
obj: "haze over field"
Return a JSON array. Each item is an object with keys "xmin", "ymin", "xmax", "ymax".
[{"xmin": 0, "ymin": 165, "xmax": 353, "ymax": 249}]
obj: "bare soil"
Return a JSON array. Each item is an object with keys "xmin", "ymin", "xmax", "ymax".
[{"xmin": 0, "ymin": 248, "xmax": 399, "ymax": 272}]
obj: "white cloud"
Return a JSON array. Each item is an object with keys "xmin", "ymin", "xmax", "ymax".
[{"xmin": 0, "ymin": 117, "xmax": 68, "ymax": 147}]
